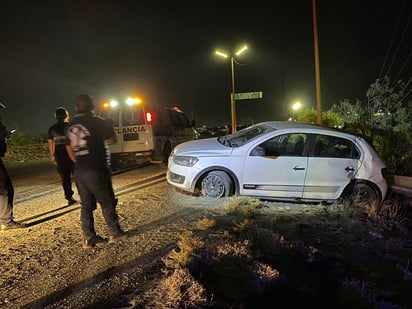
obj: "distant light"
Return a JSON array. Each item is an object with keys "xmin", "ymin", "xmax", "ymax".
[
  {"xmin": 126, "ymin": 97, "xmax": 142, "ymax": 106},
  {"xmin": 110, "ymin": 100, "xmax": 118, "ymax": 107},
  {"xmin": 235, "ymin": 45, "xmax": 248, "ymax": 56},
  {"xmin": 102, "ymin": 101, "xmax": 110, "ymax": 109},
  {"xmin": 292, "ymin": 102, "xmax": 302, "ymax": 111},
  {"xmin": 215, "ymin": 50, "xmax": 228, "ymax": 58}
]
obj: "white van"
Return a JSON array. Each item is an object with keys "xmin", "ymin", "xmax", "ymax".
[{"xmin": 98, "ymin": 98, "xmax": 198, "ymax": 169}]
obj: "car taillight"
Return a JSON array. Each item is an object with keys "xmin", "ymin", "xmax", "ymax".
[{"xmin": 145, "ymin": 112, "xmax": 153, "ymax": 124}]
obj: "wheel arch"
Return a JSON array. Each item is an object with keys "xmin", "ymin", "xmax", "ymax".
[
  {"xmin": 193, "ymin": 166, "xmax": 240, "ymax": 195},
  {"xmin": 341, "ymin": 179, "xmax": 383, "ymax": 202}
]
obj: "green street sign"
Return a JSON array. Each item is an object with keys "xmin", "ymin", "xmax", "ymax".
[{"xmin": 234, "ymin": 91, "xmax": 263, "ymax": 100}]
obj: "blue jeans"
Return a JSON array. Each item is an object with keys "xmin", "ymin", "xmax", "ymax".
[{"xmin": 74, "ymin": 166, "xmax": 121, "ymax": 241}]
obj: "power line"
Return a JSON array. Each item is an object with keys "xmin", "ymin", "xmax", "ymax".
[
  {"xmin": 378, "ymin": 0, "xmax": 406, "ymax": 78},
  {"xmin": 384, "ymin": 12, "xmax": 412, "ymax": 77},
  {"xmin": 393, "ymin": 51, "xmax": 412, "ymax": 82}
]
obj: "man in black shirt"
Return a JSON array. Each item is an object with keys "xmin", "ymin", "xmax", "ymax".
[
  {"xmin": 48, "ymin": 107, "xmax": 77, "ymax": 205},
  {"xmin": 66, "ymin": 94, "xmax": 127, "ymax": 248}
]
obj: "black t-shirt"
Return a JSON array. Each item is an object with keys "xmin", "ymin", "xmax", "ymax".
[
  {"xmin": 65, "ymin": 114, "xmax": 114, "ymax": 169},
  {"xmin": 48, "ymin": 121, "xmax": 70, "ymax": 158}
]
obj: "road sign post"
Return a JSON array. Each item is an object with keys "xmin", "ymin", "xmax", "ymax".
[
  {"xmin": 234, "ymin": 91, "xmax": 263, "ymax": 100},
  {"xmin": 230, "ymin": 91, "xmax": 263, "ymax": 133}
]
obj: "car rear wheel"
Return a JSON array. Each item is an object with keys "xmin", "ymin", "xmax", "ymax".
[
  {"xmin": 352, "ymin": 182, "xmax": 380, "ymax": 205},
  {"xmin": 201, "ymin": 171, "xmax": 233, "ymax": 198}
]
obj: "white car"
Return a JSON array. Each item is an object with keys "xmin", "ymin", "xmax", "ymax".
[{"xmin": 167, "ymin": 121, "xmax": 388, "ymax": 203}]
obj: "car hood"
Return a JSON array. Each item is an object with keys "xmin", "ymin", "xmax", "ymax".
[{"xmin": 173, "ymin": 137, "xmax": 232, "ymax": 157}]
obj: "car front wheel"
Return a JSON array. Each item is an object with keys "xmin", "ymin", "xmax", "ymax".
[{"xmin": 201, "ymin": 171, "xmax": 233, "ymax": 198}]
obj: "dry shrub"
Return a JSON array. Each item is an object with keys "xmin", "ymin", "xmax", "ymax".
[
  {"xmin": 355, "ymin": 196, "xmax": 407, "ymax": 232},
  {"xmin": 162, "ymin": 230, "xmax": 204, "ymax": 270},
  {"xmin": 248, "ymin": 228, "xmax": 279, "ymax": 256},
  {"xmin": 357, "ymin": 200, "xmax": 380, "ymax": 218},
  {"xmin": 215, "ymin": 239, "xmax": 251, "ymax": 258},
  {"xmin": 233, "ymin": 218, "xmax": 253, "ymax": 233},
  {"xmin": 378, "ymin": 198, "xmax": 406, "ymax": 224},
  {"xmin": 148, "ymin": 268, "xmax": 209, "ymax": 308},
  {"xmin": 252, "ymin": 261, "xmax": 280, "ymax": 286},
  {"xmin": 223, "ymin": 196, "xmax": 263, "ymax": 217},
  {"xmin": 195, "ymin": 217, "xmax": 216, "ymax": 231}
]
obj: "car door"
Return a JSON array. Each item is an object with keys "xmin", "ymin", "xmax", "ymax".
[
  {"xmin": 303, "ymin": 134, "xmax": 361, "ymax": 200},
  {"xmin": 241, "ymin": 133, "xmax": 309, "ymax": 199}
]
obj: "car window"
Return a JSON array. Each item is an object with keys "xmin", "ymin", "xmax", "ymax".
[
  {"xmin": 155, "ymin": 110, "xmax": 172, "ymax": 127},
  {"xmin": 252, "ymin": 133, "xmax": 308, "ymax": 157},
  {"xmin": 313, "ymin": 135, "xmax": 360, "ymax": 159},
  {"xmin": 219, "ymin": 124, "xmax": 275, "ymax": 147},
  {"xmin": 99, "ymin": 109, "xmax": 119, "ymax": 126},
  {"xmin": 122, "ymin": 109, "xmax": 145, "ymax": 126},
  {"xmin": 168, "ymin": 110, "xmax": 191, "ymax": 128}
]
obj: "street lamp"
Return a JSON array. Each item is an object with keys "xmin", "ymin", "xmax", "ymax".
[
  {"xmin": 292, "ymin": 101, "xmax": 302, "ymax": 121},
  {"xmin": 215, "ymin": 45, "xmax": 248, "ymax": 133}
]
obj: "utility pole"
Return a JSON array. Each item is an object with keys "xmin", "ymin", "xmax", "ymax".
[
  {"xmin": 312, "ymin": 0, "xmax": 322, "ymax": 125},
  {"xmin": 230, "ymin": 56, "xmax": 237, "ymax": 133}
]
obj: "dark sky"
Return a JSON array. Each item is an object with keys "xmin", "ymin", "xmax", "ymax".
[{"xmin": 0, "ymin": 0, "xmax": 411, "ymax": 134}]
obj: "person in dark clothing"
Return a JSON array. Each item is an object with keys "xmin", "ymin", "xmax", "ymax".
[
  {"xmin": 48, "ymin": 107, "xmax": 77, "ymax": 205},
  {"xmin": 0, "ymin": 103, "xmax": 26, "ymax": 231},
  {"xmin": 66, "ymin": 94, "xmax": 127, "ymax": 248}
]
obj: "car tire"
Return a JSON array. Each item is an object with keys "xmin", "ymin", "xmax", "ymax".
[
  {"xmin": 201, "ymin": 171, "xmax": 233, "ymax": 198},
  {"xmin": 352, "ymin": 182, "xmax": 380, "ymax": 205}
]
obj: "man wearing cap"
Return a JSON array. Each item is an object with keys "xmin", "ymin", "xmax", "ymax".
[
  {"xmin": 47, "ymin": 107, "xmax": 77, "ymax": 206},
  {"xmin": 65, "ymin": 94, "xmax": 127, "ymax": 248}
]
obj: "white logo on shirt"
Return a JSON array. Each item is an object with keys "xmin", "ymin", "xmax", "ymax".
[{"xmin": 67, "ymin": 124, "xmax": 91, "ymax": 156}]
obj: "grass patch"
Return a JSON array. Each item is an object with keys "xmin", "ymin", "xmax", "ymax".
[{"xmin": 134, "ymin": 196, "xmax": 412, "ymax": 308}]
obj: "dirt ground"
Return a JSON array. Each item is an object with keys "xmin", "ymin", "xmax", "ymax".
[{"xmin": 1, "ymin": 159, "xmax": 412, "ymax": 308}]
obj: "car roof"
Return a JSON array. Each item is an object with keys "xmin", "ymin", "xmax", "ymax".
[
  {"xmin": 255, "ymin": 121, "xmax": 369, "ymax": 141},
  {"xmin": 260, "ymin": 121, "xmax": 349, "ymax": 133},
  {"xmin": 260, "ymin": 121, "xmax": 331, "ymax": 130}
]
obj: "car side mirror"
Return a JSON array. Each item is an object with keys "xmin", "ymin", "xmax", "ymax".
[{"xmin": 250, "ymin": 146, "xmax": 265, "ymax": 156}]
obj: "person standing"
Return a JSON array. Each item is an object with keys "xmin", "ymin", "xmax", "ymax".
[
  {"xmin": 48, "ymin": 107, "xmax": 77, "ymax": 205},
  {"xmin": 0, "ymin": 103, "xmax": 26, "ymax": 231},
  {"xmin": 66, "ymin": 94, "xmax": 127, "ymax": 248}
]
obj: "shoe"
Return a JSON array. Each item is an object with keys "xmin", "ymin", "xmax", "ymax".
[
  {"xmin": 83, "ymin": 235, "xmax": 108, "ymax": 248},
  {"xmin": 67, "ymin": 198, "xmax": 78, "ymax": 205},
  {"xmin": 0, "ymin": 220, "xmax": 27, "ymax": 231},
  {"xmin": 108, "ymin": 230, "xmax": 129, "ymax": 244}
]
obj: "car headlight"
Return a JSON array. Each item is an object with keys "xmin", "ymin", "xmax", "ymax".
[{"xmin": 173, "ymin": 155, "xmax": 199, "ymax": 167}]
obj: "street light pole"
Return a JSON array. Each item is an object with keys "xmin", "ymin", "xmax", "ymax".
[
  {"xmin": 230, "ymin": 56, "xmax": 236, "ymax": 134},
  {"xmin": 215, "ymin": 45, "xmax": 248, "ymax": 134},
  {"xmin": 312, "ymin": 0, "xmax": 322, "ymax": 125}
]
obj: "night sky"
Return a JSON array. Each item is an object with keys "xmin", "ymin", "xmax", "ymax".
[{"xmin": 0, "ymin": 0, "xmax": 411, "ymax": 135}]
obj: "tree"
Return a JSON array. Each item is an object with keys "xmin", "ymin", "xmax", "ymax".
[
  {"xmin": 296, "ymin": 108, "xmax": 344, "ymax": 128},
  {"xmin": 332, "ymin": 76, "xmax": 412, "ymax": 175}
]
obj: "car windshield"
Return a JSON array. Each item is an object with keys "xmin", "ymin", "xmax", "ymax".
[{"xmin": 217, "ymin": 124, "xmax": 275, "ymax": 147}]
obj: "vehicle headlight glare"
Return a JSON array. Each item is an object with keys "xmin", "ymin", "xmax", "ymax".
[{"xmin": 173, "ymin": 156, "xmax": 198, "ymax": 167}]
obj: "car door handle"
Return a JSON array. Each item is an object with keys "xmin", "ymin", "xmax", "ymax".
[
  {"xmin": 293, "ymin": 166, "xmax": 306, "ymax": 171},
  {"xmin": 345, "ymin": 166, "xmax": 355, "ymax": 172}
]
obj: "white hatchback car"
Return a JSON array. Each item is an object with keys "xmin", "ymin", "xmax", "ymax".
[{"xmin": 167, "ymin": 121, "xmax": 388, "ymax": 203}]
